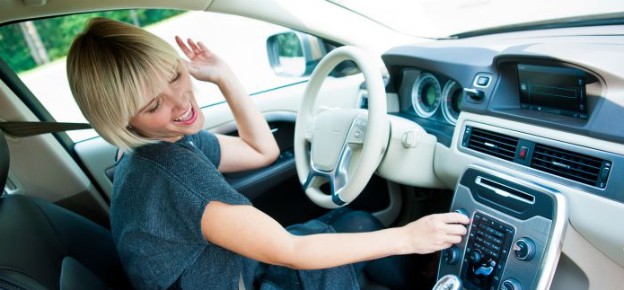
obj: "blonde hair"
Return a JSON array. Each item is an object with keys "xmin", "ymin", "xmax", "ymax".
[{"xmin": 67, "ymin": 17, "xmax": 179, "ymax": 150}]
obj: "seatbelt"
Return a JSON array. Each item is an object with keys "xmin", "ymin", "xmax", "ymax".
[{"xmin": 0, "ymin": 121, "xmax": 91, "ymax": 137}]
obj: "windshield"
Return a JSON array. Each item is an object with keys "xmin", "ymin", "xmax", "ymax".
[{"xmin": 330, "ymin": 0, "xmax": 624, "ymax": 38}]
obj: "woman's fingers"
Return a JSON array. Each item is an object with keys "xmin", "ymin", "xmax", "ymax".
[
  {"xmin": 186, "ymin": 38, "xmax": 200, "ymax": 52},
  {"xmin": 445, "ymin": 223, "xmax": 468, "ymax": 236},
  {"xmin": 440, "ymin": 212, "xmax": 471, "ymax": 225},
  {"xmin": 196, "ymin": 41, "xmax": 214, "ymax": 57},
  {"xmin": 175, "ymin": 36, "xmax": 209, "ymax": 60},
  {"xmin": 175, "ymin": 35, "xmax": 193, "ymax": 57}
]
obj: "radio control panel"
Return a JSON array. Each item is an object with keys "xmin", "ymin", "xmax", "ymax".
[
  {"xmin": 462, "ymin": 212, "xmax": 515, "ymax": 289},
  {"xmin": 436, "ymin": 166, "xmax": 567, "ymax": 290}
]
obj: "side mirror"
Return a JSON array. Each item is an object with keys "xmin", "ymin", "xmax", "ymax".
[{"xmin": 266, "ymin": 31, "xmax": 327, "ymax": 77}]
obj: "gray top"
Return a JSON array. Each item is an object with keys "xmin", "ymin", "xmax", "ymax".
[
  {"xmin": 111, "ymin": 132, "xmax": 254, "ymax": 289},
  {"xmin": 111, "ymin": 131, "xmax": 358, "ymax": 290}
]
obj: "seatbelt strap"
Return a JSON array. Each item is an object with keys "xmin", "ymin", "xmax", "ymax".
[{"xmin": 0, "ymin": 121, "xmax": 91, "ymax": 137}]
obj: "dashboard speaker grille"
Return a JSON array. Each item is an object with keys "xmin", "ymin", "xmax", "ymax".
[
  {"xmin": 465, "ymin": 127, "xmax": 519, "ymax": 161},
  {"xmin": 530, "ymin": 144, "xmax": 606, "ymax": 187}
]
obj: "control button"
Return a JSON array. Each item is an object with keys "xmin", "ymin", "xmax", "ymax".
[
  {"xmin": 442, "ymin": 246, "xmax": 461, "ymax": 265},
  {"xmin": 348, "ymin": 126, "xmax": 366, "ymax": 144},
  {"xmin": 452, "ymin": 208, "xmax": 470, "ymax": 229},
  {"xmin": 513, "ymin": 238, "xmax": 536, "ymax": 261},
  {"xmin": 518, "ymin": 146, "xmax": 529, "ymax": 159},
  {"xmin": 501, "ymin": 278, "xmax": 522, "ymax": 290},
  {"xmin": 453, "ymin": 208, "xmax": 469, "ymax": 217},
  {"xmin": 469, "ymin": 249, "xmax": 483, "ymax": 264},
  {"xmin": 464, "ymin": 88, "xmax": 484, "ymax": 100},
  {"xmin": 401, "ymin": 131, "xmax": 417, "ymax": 148},
  {"xmin": 473, "ymin": 259, "xmax": 495, "ymax": 276},
  {"xmin": 476, "ymin": 76, "xmax": 490, "ymax": 86}
]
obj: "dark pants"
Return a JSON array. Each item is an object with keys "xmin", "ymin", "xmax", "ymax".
[
  {"xmin": 256, "ymin": 208, "xmax": 427, "ymax": 290},
  {"xmin": 316, "ymin": 207, "xmax": 425, "ymax": 290}
]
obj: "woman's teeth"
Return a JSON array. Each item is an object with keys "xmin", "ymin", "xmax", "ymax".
[{"xmin": 175, "ymin": 108, "xmax": 193, "ymax": 122}]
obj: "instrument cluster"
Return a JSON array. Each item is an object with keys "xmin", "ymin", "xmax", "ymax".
[{"xmin": 405, "ymin": 70, "xmax": 463, "ymax": 125}]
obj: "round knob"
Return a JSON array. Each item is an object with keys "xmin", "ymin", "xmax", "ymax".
[
  {"xmin": 442, "ymin": 246, "xmax": 460, "ymax": 265},
  {"xmin": 501, "ymin": 278, "xmax": 522, "ymax": 290},
  {"xmin": 513, "ymin": 238, "xmax": 536, "ymax": 261},
  {"xmin": 469, "ymin": 249, "xmax": 483, "ymax": 264},
  {"xmin": 453, "ymin": 208, "xmax": 469, "ymax": 217}
]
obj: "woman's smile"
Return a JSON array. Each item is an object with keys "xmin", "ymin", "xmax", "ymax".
[{"xmin": 175, "ymin": 106, "xmax": 197, "ymax": 125}]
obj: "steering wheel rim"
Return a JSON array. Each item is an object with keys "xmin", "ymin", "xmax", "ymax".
[{"xmin": 294, "ymin": 46, "xmax": 388, "ymax": 208}]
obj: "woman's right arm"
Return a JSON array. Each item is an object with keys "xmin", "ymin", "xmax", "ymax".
[{"xmin": 201, "ymin": 201, "xmax": 469, "ymax": 270}]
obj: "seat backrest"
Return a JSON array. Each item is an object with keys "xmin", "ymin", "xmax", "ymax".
[{"xmin": 0, "ymin": 130, "xmax": 132, "ymax": 290}]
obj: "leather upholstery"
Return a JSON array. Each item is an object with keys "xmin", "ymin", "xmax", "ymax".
[{"xmin": 0, "ymin": 130, "xmax": 132, "ymax": 289}]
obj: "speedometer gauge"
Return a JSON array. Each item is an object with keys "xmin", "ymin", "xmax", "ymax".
[
  {"xmin": 442, "ymin": 80, "xmax": 463, "ymax": 125},
  {"xmin": 412, "ymin": 73, "xmax": 441, "ymax": 118}
]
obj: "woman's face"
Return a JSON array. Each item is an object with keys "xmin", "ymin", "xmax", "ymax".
[{"xmin": 129, "ymin": 61, "xmax": 205, "ymax": 142}]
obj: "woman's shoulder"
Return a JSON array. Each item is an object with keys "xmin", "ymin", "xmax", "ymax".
[
  {"xmin": 131, "ymin": 139, "xmax": 204, "ymax": 164},
  {"xmin": 114, "ymin": 140, "xmax": 213, "ymax": 182}
]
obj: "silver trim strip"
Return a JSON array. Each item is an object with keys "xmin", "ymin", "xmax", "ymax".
[{"xmin": 475, "ymin": 176, "xmax": 536, "ymax": 204}]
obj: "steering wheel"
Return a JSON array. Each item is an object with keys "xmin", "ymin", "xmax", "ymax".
[{"xmin": 294, "ymin": 46, "xmax": 389, "ymax": 208}]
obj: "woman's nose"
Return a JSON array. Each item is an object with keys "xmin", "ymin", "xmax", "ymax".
[{"xmin": 164, "ymin": 91, "xmax": 189, "ymax": 110}]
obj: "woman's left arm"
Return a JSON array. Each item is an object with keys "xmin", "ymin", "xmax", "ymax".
[
  {"xmin": 214, "ymin": 74, "xmax": 280, "ymax": 172},
  {"xmin": 176, "ymin": 36, "xmax": 279, "ymax": 172}
]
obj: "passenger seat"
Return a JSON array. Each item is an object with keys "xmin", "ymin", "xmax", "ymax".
[{"xmin": 0, "ymin": 130, "xmax": 132, "ymax": 289}]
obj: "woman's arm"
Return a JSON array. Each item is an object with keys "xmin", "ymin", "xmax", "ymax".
[
  {"xmin": 175, "ymin": 37, "xmax": 279, "ymax": 172},
  {"xmin": 201, "ymin": 201, "xmax": 469, "ymax": 270},
  {"xmin": 213, "ymin": 75, "xmax": 280, "ymax": 172}
]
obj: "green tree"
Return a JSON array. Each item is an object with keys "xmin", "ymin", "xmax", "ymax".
[{"xmin": 0, "ymin": 9, "xmax": 185, "ymax": 73}]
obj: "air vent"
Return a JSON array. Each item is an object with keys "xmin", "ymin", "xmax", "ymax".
[
  {"xmin": 530, "ymin": 144, "xmax": 611, "ymax": 188},
  {"xmin": 463, "ymin": 127, "xmax": 519, "ymax": 161}
]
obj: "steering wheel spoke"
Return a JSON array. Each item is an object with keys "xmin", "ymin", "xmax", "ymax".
[{"xmin": 302, "ymin": 145, "xmax": 352, "ymax": 206}]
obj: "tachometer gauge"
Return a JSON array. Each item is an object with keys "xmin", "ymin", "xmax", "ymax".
[
  {"xmin": 442, "ymin": 80, "xmax": 463, "ymax": 125},
  {"xmin": 412, "ymin": 73, "xmax": 441, "ymax": 118}
]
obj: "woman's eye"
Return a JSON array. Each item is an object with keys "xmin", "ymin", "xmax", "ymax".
[
  {"xmin": 147, "ymin": 100, "xmax": 161, "ymax": 113},
  {"xmin": 171, "ymin": 72, "xmax": 181, "ymax": 83}
]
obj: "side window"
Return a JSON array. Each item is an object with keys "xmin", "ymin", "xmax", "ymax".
[{"xmin": 0, "ymin": 10, "xmax": 305, "ymax": 142}]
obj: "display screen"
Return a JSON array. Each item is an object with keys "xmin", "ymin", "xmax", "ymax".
[{"xmin": 517, "ymin": 64, "xmax": 588, "ymax": 119}]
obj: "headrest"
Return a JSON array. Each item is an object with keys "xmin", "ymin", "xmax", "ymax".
[{"xmin": 0, "ymin": 130, "xmax": 9, "ymax": 190}]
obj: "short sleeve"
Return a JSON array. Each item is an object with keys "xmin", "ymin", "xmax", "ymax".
[
  {"xmin": 132, "ymin": 140, "xmax": 248, "ymax": 207},
  {"xmin": 188, "ymin": 131, "xmax": 221, "ymax": 167}
]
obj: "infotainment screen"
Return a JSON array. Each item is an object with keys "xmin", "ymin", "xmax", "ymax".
[{"xmin": 517, "ymin": 64, "xmax": 588, "ymax": 120}]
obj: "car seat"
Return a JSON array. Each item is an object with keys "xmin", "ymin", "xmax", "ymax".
[{"xmin": 0, "ymin": 130, "xmax": 132, "ymax": 289}]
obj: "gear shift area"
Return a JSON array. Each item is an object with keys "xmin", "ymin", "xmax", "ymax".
[{"xmin": 432, "ymin": 274, "xmax": 461, "ymax": 290}]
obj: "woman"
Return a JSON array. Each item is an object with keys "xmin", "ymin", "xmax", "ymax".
[{"xmin": 67, "ymin": 17, "xmax": 469, "ymax": 289}]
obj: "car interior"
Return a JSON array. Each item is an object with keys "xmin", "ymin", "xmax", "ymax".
[{"xmin": 1, "ymin": 0, "xmax": 623, "ymax": 289}]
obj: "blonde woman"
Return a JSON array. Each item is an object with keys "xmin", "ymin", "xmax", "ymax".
[{"xmin": 67, "ymin": 17, "xmax": 469, "ymax": 290}]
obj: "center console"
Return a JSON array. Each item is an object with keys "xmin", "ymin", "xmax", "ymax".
[{"xmin": 435, "ymin": 165, "xmax": 567, "ymax": 290}]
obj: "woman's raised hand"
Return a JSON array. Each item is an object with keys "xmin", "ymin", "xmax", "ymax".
[{"xmin": 175, "ymin": 36, "xmax": 233, "ymax": 85}]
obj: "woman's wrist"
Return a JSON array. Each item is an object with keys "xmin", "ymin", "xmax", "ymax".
[
  {"xmin": 381, "ymin": 227, "xmax": 412, "ymax": 256},
  {"xmin": 216, "ymin": 73, "xmax": 246, "ymax": 99}
]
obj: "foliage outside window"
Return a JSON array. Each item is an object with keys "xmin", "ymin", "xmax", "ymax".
[
  {"xmin": 0, "ymin": 9, "xmax": 183, "ymax": 74},
  {"xmin": 275, "ymin": 33, "xmax": 303, "ymax": 58}
]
